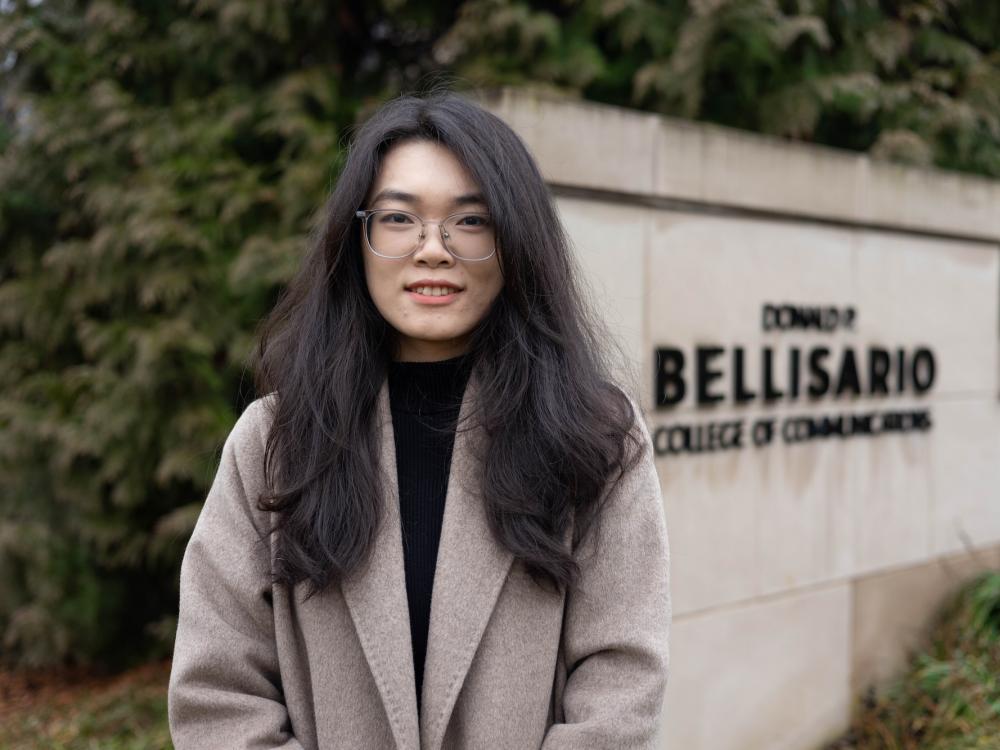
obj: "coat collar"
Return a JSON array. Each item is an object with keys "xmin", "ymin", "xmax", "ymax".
[{"xmin": 339, "ymin": 369, "xmax": 515, "ymax": 750}]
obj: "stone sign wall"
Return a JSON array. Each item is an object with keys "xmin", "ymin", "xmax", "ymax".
[{"xmin": 484, "ymin": 88, "xmax": 1000, "ymax": 750}]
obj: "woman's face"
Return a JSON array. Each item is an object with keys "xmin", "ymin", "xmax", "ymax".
[{"xmin": 362, "ymin": 140, "xmax": 504, "ymax": 362}]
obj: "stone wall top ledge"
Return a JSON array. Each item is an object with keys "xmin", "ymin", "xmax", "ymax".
[{"xmin": 479, "ymin": 87, "xmax": 1000, "ymax": 243}]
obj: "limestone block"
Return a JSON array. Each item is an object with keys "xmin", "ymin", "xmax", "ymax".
[{"xmin": 660, "ymin": 584, "xmax": 851, "ymax": 750}]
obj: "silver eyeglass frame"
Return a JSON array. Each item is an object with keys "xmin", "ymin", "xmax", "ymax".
[{"xmin": 355, "ymin": 209, "xmax": 497, "ymax": 262}]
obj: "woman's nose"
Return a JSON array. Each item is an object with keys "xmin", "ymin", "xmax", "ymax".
[{"xmin": 413, "ymin": 225, "xmax": 455, "ymax": 265}]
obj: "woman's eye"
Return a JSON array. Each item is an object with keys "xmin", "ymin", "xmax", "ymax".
[
  {"xmin": 379, "ymin": 212, "xmax": 414, "ymax": 224},
  {"xmin": 457, "ymin": 215, "xmax": 490, "ymax": 227}
]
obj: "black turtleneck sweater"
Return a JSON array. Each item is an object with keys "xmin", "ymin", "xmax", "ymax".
[{"xmin": 386, "ymin": 352, "xmax": 473, "ymax": 717}]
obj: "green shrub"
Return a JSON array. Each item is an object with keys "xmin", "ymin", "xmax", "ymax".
[
  {"xmin": 443, "ymin": 0, "xmax": 1000, "ymax": 178},
  {"xmin": 831, "ymin": 570, "xmax": 1000, "ymax": 749},
  {"xmin": 0, "ymin": 0, "xmax": 458, "ymax": 668}
]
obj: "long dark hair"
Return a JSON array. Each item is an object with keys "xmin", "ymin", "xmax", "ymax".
[{"xmin": 253, "ymin": 90, "xmax": 642, "ymax": 597}]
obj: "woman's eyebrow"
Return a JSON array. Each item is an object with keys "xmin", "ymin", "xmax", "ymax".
[
  {"xmin": 369, "ymin": 189, "xmax": 487, "ymax": 208},
  {"xmin": 452, "ymin": 192, "xmax": 487, "ymax": 208}
]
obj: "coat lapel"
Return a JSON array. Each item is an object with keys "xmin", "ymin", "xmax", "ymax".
[
  {"xmin": 341, "ymin": 370, "xmax": 515, "ymax": 750},
  {"xmin": 340, "ymin": 377, "xmax": 420, "ymax": 750},
  {"xmin": 419, "ymin": 371, "xmax": 515, "ymax": 750}
]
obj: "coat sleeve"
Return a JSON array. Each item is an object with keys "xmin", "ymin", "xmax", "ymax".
[
  {"xmin": 168, "ymin": 397, "xmax": 304, "ymax": 750},
  {"xmin": 540, "ymin": 398, "xmax": 671, "ymax": 749}
]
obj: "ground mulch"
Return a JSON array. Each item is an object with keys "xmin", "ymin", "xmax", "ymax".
[
  {"xmin": 0, "ymin": 659, "xmax": 169, "ymax": 719},
  {"xmin": 0, "ymin": 659, "xmax": 172, "ymax": 748}
]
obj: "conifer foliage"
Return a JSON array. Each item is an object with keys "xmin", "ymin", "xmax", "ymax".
[
  {"xmin": 441, "ymin": 0, "xmax": 1000, "ymax": 176},
  {"xmin": 0, "ymin": 0, "xmax": 459, "ymax": 668}
]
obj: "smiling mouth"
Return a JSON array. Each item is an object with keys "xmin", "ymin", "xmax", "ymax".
[{"xmin": 407, "ymin": 286, "xmax": 462, "ymax": 297}]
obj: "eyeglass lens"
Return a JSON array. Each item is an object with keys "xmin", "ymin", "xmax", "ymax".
[{"xmin": 365, "ymin": 210, "xmax": 494, "ymax": 260}]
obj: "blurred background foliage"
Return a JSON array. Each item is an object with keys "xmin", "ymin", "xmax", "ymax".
[
  {"xmin": 0, "ymin": 0, "xmax": 459, "ymax": 669},
  {"xmin": 1, "ymin": 0, "xmax": 999, "ymax": 669},
  {"xmin": 442, "ymin": 0, "xmax": 1000, "ymax": 173}
]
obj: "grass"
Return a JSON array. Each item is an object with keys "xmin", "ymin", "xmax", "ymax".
[
  {"xmin": 0, "ymin": 659, "xmax": 172, "ymax": 750},
  {"xmin": 828, "ymin": 571, "xmax": 1000, "ymax": 750}
]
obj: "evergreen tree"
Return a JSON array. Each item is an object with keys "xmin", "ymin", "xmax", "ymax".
[
  {"xmin": 0, "ymin": 0, "xmax": 460, "ymax": 668},
  {"xmin": 441, "ymin": 0, "xmax": 1000, "ymax": 176}
]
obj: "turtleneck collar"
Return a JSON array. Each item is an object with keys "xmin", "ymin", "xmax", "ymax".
[{"xmin": 387, "ymin": 352, "xmax": 474, "ymax": 415}]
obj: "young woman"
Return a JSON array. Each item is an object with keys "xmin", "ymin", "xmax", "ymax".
[{"xmin": 167, "ymin": 91, "xmax": 671, "ymax": 750}]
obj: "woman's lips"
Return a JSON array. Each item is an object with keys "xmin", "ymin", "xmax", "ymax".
[{"xmin": 406, "ymin": 288, "xmax": 462, "ymax": 305}]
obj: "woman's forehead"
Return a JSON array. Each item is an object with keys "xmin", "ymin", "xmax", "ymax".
[{"xmin": 369, "ymin": 140, "xmax": 485, "ymax": 208}]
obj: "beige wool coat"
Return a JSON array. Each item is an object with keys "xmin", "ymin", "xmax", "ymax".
[{"xmin": 167, "ymin": 373, "xmax": 671, "ymax": 749}]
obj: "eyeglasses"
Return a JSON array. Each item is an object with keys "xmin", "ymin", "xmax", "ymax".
[{"xmin": 355, "ymin": 208, "xmax": 497, "ymax": 262}]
